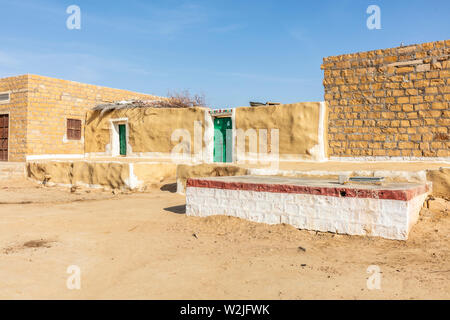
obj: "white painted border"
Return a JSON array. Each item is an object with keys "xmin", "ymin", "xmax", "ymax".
[
  {"xmin": 231, "ymin": 108, "xmax": 236, "ymax": 163},
  {"xmin": 204, "ymin": 111, "xmax": 214, "ymax": 163},
  {"xmin": 125, "ymin": 163, "xmax": 143, "ymax": 189},
  {"xmin": 210, "ymin": 110, "xmax": 235, "ymax": 164},
  {"xmin": 26, "ymin": 154, "xmax": 85, "ymax": 160},
  {"xmin": 317, "ymin": 101, "xmax": 326, "ymax": 161},
  {"xmin": 330, "ymin": 156, "xmax": 450, "ymax": 163},
  {"xmin": 109, "ymin": 118, "xmax": 129, "ymax": 157}
]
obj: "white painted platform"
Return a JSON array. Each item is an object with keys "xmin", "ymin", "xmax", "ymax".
[{"xmin": 185, "ymin": 176, "xmax": 431, "ymax": 240}]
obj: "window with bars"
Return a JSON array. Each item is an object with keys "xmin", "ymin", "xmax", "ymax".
[{"xmin": 67, "ymin": 119, "xmax": 82, "ymax": 140}]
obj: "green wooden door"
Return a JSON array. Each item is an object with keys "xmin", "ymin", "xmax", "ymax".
[
  {"xmin": 119, "ymin": 124, "xmax": 127, "ymax": 156},
  {"xmin": 213, "ymin": 117, "xmax": 232, "ymax": 163}
]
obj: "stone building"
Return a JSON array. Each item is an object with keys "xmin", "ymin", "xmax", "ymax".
[
  {"xmin": 0, "ymin": 74, "xmax": 157, "ymax": 162},
  {"xmin": 322, "ymin": 39, "xmax": 449, "ymax": 159},
  {"xmin": 1, "ymin": 38, "xmax": 449, "ymax": 164}
]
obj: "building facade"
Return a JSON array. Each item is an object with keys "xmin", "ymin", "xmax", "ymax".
[
  {"xmin": 322, "ymin": 39, "xmax": 449, "ymax": 160},
  {"xmin": 0, "ymin": 74, "xmax": 157, "ymax": 161},
  {"xmin": 1, "ymin": 38, "xmax": 449, "ymax": 163}
]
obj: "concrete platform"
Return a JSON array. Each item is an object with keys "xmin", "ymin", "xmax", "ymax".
[{"xmin": 186, "ymin": 175, "xmax": 431, "ymax": 240}]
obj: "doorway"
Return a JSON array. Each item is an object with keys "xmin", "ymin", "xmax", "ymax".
[
  {"xmin": 0, "ymin": 114, "xmax": 8, "ymax": 161},
  {"xmin": 213, "ymin": 117, "xmax": 232, "ymax": 163},
  {"xmin": 118, "ymin": 124, "xmax": 126, "ymax": 156},
  {"xmin": 111, "ymin": 119, "xmax": 128, "ymax": 157}
]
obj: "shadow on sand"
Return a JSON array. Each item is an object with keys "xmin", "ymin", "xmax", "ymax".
[{"xmin": 164, "ymin": 204, "xmax": 186, "ymax": 214}]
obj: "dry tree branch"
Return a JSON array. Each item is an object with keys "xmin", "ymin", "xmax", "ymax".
[{"xmin": 93, "ymin": 89, "xmax": 207, "ymax": 114}]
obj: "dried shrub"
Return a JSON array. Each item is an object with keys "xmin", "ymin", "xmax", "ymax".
[
  {"xmin": 165, "ymin": 89, "xmax": 206, "ymax": 108},
  {"xmin": 94, "ymin": 90, "xmax": 206, "ymax": 114}
]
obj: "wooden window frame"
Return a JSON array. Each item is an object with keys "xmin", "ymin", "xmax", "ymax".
[
  {"xmin": 0, "ymin": 113, "xmax": 9, "ymax": 161},
  {"xmin": 67, "ymin": 118, "xmax": 82, "ymax": 140}
]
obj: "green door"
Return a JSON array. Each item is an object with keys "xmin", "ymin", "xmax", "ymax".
[
  {"xmin": 118, "ymin": 124, "xmax": 127, "ymax": 156},
  {"xmin": 213, "ymin": 117, "xmax": 232, "ymax": 163}
]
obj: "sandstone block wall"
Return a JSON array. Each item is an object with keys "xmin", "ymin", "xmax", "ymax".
[
  {"xmin": 322, "ymin": 39, "xmax": 450, "ymax": 159},
  {"xmin": 0, "ymin": 75, "xmax": 29, "ymax": 161}
]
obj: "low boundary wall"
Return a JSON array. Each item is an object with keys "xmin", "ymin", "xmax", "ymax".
[{"xmin": 27, "ymin": 160, "xmax": 177, "ymax": 190}]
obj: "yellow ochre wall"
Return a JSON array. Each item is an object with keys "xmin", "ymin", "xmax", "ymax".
[
  {"xmin": 85, "ymin": 107, "xmax": 209, "ymax": 157},
  {"xmin": 235, "ymin": 102, "xmax": 328, "ymax": 161}
]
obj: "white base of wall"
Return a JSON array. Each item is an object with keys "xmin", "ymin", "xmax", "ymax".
[
  {"xmin": 26, "ymin": 154, "xmax": 85, "ymax": 160},
  {"xmin": 186, "ymin": 187, "xmax": 429, "ymax": 240},
  {"xmin": 330, "ymin": 156, "xmax": 450, "ymax": 163}
]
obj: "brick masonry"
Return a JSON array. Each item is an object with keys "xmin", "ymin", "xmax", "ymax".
[
  {"xmin": 322, "ymin": 39, "xmax": 450, "ymax": 159},
  {"xmin": 0, "ymin": 75, "xmax": 28, "ymax": 161},
  {"xmin": 0, "ymin": 74, "xmax": 159, "ymax": 161}
]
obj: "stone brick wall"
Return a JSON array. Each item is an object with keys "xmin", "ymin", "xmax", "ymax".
[
  {"xmin": 26, "ymin": 74, "xmax": 158, "ymax": 159},
  {"xmin": 322, "ymin": 39, "xmax": 450, "ymax": 159},
  {"xmin": 0, "ymin": 75, "xmax": 28, "ymax": 161}
]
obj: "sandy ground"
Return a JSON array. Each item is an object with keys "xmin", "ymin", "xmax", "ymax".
[{"xmin": 0, "ymin": 178, "xmax": 448, "ymax": 300}]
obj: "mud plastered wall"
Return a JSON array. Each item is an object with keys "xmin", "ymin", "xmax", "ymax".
[
  {"xmin": 27, "ymin": 160, "xmax": 178, "ymax": 190},
  {"xmin": 26, "ymin": 74, "xmax": 158, "ymax": 159},
  {"xmin": 176, "ymin": 163, "xmax": 250, "ymax": 193},
  {"xmin": 85, "ymin": 107, "xmax": 210, "ymax": 159},
  {"xmin": 234, "ymin": 102, "xmax": 327, "ymax": 161},
  {"xmin": 322, "ymin": 39, "xmax": 450, "ymax": 159}
]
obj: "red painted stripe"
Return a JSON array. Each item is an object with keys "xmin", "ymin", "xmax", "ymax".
[{"xmin": 186, "ymin": 178, "xmax": 429, "ymax": 201}]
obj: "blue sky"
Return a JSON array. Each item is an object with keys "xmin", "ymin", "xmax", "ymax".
[{"xmin": 0, "ymin": 0, "xmax": 449, "ymax": 108}]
